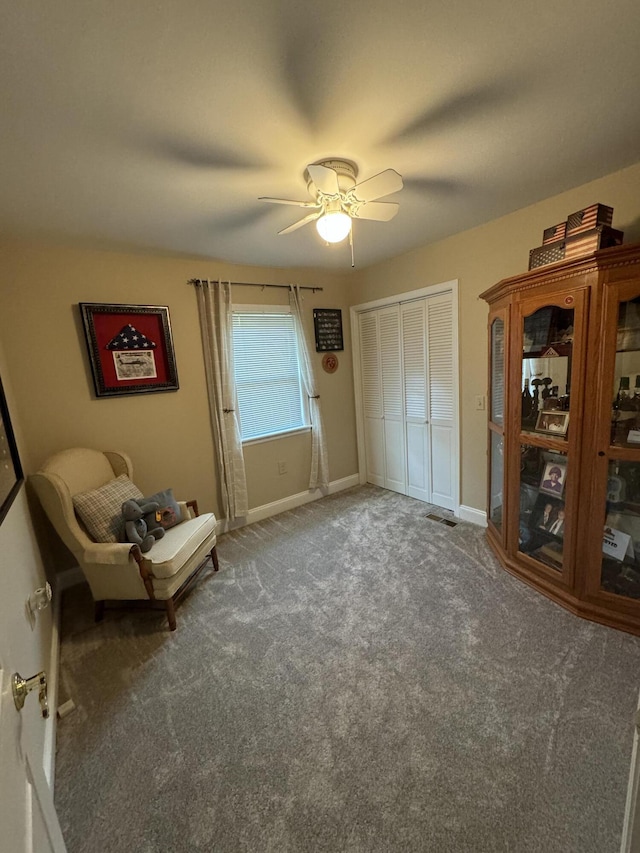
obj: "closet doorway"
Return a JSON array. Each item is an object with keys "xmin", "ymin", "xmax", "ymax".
[{"xmin": 351, "ymin": 281, "xmax": 459, "ymax": 512}]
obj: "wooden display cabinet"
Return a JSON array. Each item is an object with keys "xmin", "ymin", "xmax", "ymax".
[{"xmin": 482, "ymin": 242, "xmax": 640, "ymax": 636}]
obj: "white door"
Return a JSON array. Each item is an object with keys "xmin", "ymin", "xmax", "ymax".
[
  {"xmin": 427, "ymin": 292, "xmax": 456, "ymax": 510},
  {"xmin": 359, "ymin": 311, "xmax": 385, "ymax": 487},
  {"xmin": 401, "ymin": 299, "xmax": 430, "ymax": 502},
  {"xmin": 0, "ymin": 489, "xmax": 66, "ymax": 853},
  {"xmin": 621, "ymin": 692, "xmax": 640, "ymax": 853},
  {"xmin": 357, "ymin": 290, "xmax": 457, "ymax": 509},
  {"xmin": 379, "ymin": 305, "xmax": 406, "ymax": 494}
]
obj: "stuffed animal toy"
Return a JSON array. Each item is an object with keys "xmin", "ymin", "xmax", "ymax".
[{"xmin": 121, "ymin": 499, "xmax": 165, "ymax": 553}]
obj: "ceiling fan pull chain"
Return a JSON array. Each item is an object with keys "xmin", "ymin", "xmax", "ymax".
[{"xmin": 350, "ymin": 226, "xmax": 355, "ymax": 268}]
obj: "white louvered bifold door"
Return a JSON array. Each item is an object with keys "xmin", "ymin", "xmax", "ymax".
[
  {"xmin": 357, "ymin": 290, "xmax": 455, "ymax": 508},
  {"xmin": 379, "ymin": 304, "xmax": 407, "ymax": 494},
  {"xmin": 401, "ymin": 299, "xmax": 430, "ymax": 502},
  {"xmin": 359, "ymin": 311, "xmax": 385, "ymax": 486},
  {"xmin": 426, "ymin": 292, "xmax": 455, "ymax": 510}
]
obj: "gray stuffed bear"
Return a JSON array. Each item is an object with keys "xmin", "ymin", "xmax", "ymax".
[{"xmin": 121, "ymin": 499, "xmax": 165, "ymax": 553}]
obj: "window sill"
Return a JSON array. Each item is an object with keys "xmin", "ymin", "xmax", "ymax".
[{"xmin": 242, "ymin": 426, "xmax": 311, "ymax": 446}]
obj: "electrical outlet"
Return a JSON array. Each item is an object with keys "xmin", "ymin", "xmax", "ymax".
[
  {"xmin": 475, "ymin": 395, "xmax": 486, "ymax": 411},
  {"xmin": 278, "ymin": 460, "xmax": 287, "ymax": 475}
]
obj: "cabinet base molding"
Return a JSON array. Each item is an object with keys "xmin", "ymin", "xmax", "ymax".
[{"xmin": 486, "ymin": 528, "xmax": 640, "ymax": 638}]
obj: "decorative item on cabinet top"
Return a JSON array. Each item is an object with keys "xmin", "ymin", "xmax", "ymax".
[
  {"xmin": 528, "ymin": 203, "xmax": 623, "ymax": 271},
  {"xmin": 542, "ymin": 222, "xmax": 567, "ymax": 244},
  {"xmin": 566, "ymin": 203, "xmax": 613, "ymax": 235}
]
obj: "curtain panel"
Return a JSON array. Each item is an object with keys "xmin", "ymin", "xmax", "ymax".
[
  {"xmin": 195, "ymin": 280, "xmax": 248, "ymax": 520},
  {"xmin": 289, "ymin": 285, "xmax": 330, "ymax": 490}
]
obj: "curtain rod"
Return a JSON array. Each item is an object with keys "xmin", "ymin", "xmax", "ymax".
[{"xmin": 187, "ymin": 278, "xmax": 323, "ymax": 293}]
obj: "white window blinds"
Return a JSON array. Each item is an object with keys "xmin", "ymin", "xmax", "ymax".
[{"xmin": 232, "ymin": 311, "xmax": 308, "ymax": 440}]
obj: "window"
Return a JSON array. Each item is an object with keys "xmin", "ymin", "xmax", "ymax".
[{"xmin": 232, "ymin": 308, "xmax": 309, "ymax": 441}]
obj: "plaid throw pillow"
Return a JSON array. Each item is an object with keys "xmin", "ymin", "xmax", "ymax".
[{"xmin": 72, "ymin": 474, "xmax": 143, "ymax": 543}]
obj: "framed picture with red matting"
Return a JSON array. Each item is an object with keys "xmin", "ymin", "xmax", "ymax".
[{"xmin": 79, "ymin": 303, "xmax": 179, "ymax": 398}]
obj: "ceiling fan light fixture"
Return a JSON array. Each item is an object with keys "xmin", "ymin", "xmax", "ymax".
[{"xmin": 316, "ymin": 211, "xmax": 352, "ymax": 243}]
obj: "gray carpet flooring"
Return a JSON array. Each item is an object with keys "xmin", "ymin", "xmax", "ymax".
[{"xmin": 55, "ymin": 485, "xmax": 640, "ymax": 852}]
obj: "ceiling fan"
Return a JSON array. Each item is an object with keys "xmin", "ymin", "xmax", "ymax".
[{"xmin": 259, "ymin": 159, "xmax": 403, "ymax": 246}]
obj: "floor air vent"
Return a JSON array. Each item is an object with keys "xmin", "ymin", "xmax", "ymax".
[{"xmin": 426, "ymin": 513, "xmax": 458, "ymax": 527}]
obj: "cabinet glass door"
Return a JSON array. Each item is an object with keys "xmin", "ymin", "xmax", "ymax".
[
  {"xmin": 514, "ymin": 293, "xmax": 585, "ymax": 581},
  {"xmin": 521, "ymin": 305, "xmax": 573, "ymax": 437},
  {"xmin": 598, "ymin": 294, "xmax": 640, "ymax": 600},
  {"xmin": 490, "ymin": 431, "xmax": 504, "ymax": 531},
  {"xmin": 491, "ymin": 317, "xmax": 505, "ymax": 426},
  {"xmin": 611, "ymin": 296, "xmax": 640, "ymax": 447},
  {"xmin": 488, "ymin": 314, "xmax": 506, "ymax": 537},
  {"xmin": 518, "ymin": 443, "xmax": 567, "ymax": 570},
  {"xmin": 600, "ymin": 460, "xmax": 640, "ymax": 599}
]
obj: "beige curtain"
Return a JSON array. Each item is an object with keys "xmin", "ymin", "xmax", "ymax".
[
  {"xmin": 195, "ymin": 280, "xmax": 248, "ymax": 520},
  {"xmin": 289, "ymin": 285, "xmax": 329, "ymax": 490}
]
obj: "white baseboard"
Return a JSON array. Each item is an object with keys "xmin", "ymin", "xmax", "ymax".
[
  {"xmin": 457, "ymin": 504, "xmax": 487, "ymax": 527},
  {"xmin": 217, "ymin": 474, "xmax": 360, "ymax": 534}
]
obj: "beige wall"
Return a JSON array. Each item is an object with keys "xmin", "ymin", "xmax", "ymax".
[
  {"xmin": 349, "ymin": 160, "xmax": 640, "ymax": 511},
  {"xmin": 3, "ymin": 160, "xmax": 640, "ymax": 539},
  {"xmin": 0, "ymin": 241, "xmax": 358, "ymax": 523}
]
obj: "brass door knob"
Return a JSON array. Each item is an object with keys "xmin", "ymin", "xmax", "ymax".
[{"xmin": 12, "ymin": 671, "xmax": 49, "ymax": 719}]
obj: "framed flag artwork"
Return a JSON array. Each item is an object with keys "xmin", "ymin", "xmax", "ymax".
[{"xmin": 79, "ymin": 303, "xmax": 179, "ymax": 397}]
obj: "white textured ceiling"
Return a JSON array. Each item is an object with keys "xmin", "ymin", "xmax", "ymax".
[{"xmin": 1, "ymin": 0, "xmax": 640, "ymax": 270}]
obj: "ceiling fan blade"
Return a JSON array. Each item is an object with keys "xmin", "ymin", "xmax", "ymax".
[
  {"xmin": 350, "ymin": 201, "xmax": 399, "ymax": 222},
  {"xmin": 307, "ymin": 164, "xmax": 340, "ymax": 196},
  {"xmin": 352, "ymin": 169, "xmax": 403, "ymax": 202},
  {"xmin": 259, "ymin": 197, "xmax": 319, "ymax": 208},
  {"xmin": 278, "ymin": 210, "xmax": 322, "ymax": 235}
]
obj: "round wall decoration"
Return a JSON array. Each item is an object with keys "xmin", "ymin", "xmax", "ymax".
[{"xmin": 322, "ymin": 353, "xmax": 339, "ymax": 374}]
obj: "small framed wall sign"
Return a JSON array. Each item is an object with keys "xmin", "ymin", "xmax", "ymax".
[
  {"xmin": 79, "ymin": 303, "xmax": 179, "ymax": 398},
  {"xmin": 313, "ymin": 308, "xmax": 344, "ymax": 352}
]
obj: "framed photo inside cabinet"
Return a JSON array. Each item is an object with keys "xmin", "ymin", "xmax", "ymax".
[
  {"xmin": 0, "ymin": 371, "xmax": 24, "ymax": 525},
  {"xmin": 79, "ymin": 303, "xmax": 179, "ymax": 398},
  {"xmin": 539, "ymin": 460, "xmax": 567, "ymax": 498},
  {"xmin": 535, "ymin": 410, "xmax": 569, "ymax": 437}
]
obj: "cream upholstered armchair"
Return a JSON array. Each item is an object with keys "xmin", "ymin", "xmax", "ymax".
[{"xmin": 31, "ymin": 448, "xmax": 219, "ymax": 631}]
